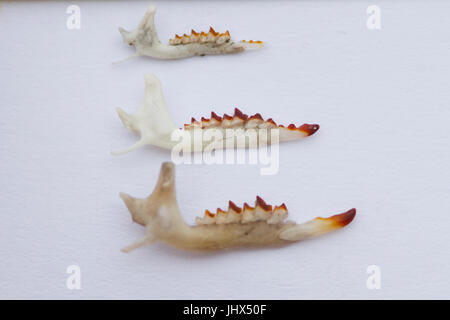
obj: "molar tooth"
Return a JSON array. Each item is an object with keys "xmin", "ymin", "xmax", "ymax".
[
  {"xmin": 245, "ymin": 113, "xmax": 264, "ymax": 129},
  {"xmin": 211, "ymin": 112, "xmax": 222, "ymax": 122},
  {"xmin": 216, "ymin": 208, "xmax": 228, "ymax": 224},
  {"xmin": 191, "ymin": 117, "xmax": 201, "ymax": 127},
  {"xmin": 242, "ymin": 203, "xmax": 256, "ymax": 223},
  {"xmin": 258, "ymin": 118, "xmax": 277, "ymax": 129},
  {"xmin": 182, "ymin": 34, "xmax": 190, "ymax": 44},
  {"xmin": 267, "ymin": 203, "xmax": 288, "ymax": 224},
  {"xmin": 170, "ymin": 34, "xmax": 182, "ymax": 45},
  {"xmin": 226, "ymin": 201, "xmax": 242, "ymax": 223},
  {"xmin": 216, "ymin": 30, "xmax": 231, "ymax": 44},
  {"xmin": 200, "ymin": 32, "xmax": 208, "ymax": 43},
  {"xmin": 201, "ymin": 116, "xmax": 210, "ymax": 128},
  {"xmin": 234, "ymin": 108, "xmax": 248, "ymax": 121},
  {"xmin": 222, "ymin": 113, "xmax": 234, "ymax": 127},
  {"xmin": 254, "ymin": 196, "xmax": 273, "ymax": 221},
  {"xmin": 207, "ymin": 27, "xmax": 218, "ymax": 42},
  {"xmin": 230, "ymin": 117, "xmax": 244, "ymax": 127},
  {"xmin": 297, "ymin": 124, "xmax": 320, "ymax": 136},
  {"xmin": 201, "ymin": 112, "xmax": 221, "ymax": 128},
  {"xmin": 197, "ymin": 210, "xmax": 216, "ymax": 225},
  {"xmin": 191, "ymin": 29, "xmax": 199, "ymax": 42}
]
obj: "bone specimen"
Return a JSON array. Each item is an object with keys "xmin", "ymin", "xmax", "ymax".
[
  {"xmin": 118, "ymin": 5, "xmax": 264, "ymax": 60},
  {"xmin": 112, "ymin": 74, "xmax": 320, "ymax": 155},
  {"xmin": 120, "ymin": 162, "xmax": 356, "ymax": 252}
]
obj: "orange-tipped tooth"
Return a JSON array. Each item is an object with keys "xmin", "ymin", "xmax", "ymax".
[
  {"xmin": 279, "ymin": 208, "xmax": 356, "ymax": 241},
  {"xmin": 228, "ymin": 201, "xmax": 242, "ymax": 213},
  {"xmin": 223, "ymin": 113, "xmax": 233, "ymax": 120},
  {"xmin": 255, "ymin": 196, "xmax": 273, "ymax": 212},
  {"xmin": 211, "ymin": 112, "xmax": 222, "ymax": 121},
  {"xmin": 209, "ymin": 27, "xmax": 219, "ymax": 36},
  {"xmin": 298, "ymin": 124, "xmax": 320, "ymax": 136},
  {"xmin": 224, "ymin": 30, "xmax": 230, "ymax": 37},
  {"xmin": 249, "ymin": 113, "xmax": 264, "ymax": 121},
  {"xmin": 266, "ymin": 118, "xmax": 277, "ymax": 127},
  {"xmin": 317, "ymin": 208, "xmax": 356, "ymax": 228},
  {"xmin": 242, "ymin": 202, "xmax": 257, "ymax": 223},
  {"xmin": 191, "ymin": 29, "xmax": 199, "ymax": 36},
  {"xmin": 175, "ymin": 34, "xmax": 182, "ymax": 39},
  {"xmin": 217, "ymin": 208, "xmax": 227, "ymax": 215},
  {"xmin": 205, "ymin": 210, "xmax": 215, "ymax": 218},
  {"xmin": 268, "ymin": 203, "xmax": 289, "ymax": 224},
  {"xmin": 234, "ymin": 108, "xmax": 248, "ymax": 121},
  {"xmin": 274, "ymin": 203, "xmax": 288, "ymax": 211}
]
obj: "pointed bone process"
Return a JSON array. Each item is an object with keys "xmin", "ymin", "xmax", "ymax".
[
  {"xmin": 120, "ymin": 162, "xmax": 356, "ymax": 252},
  {"xmin": 118, "ymin": 5, "xmax": 263, "ymax": 60},
  {"xmin": 112, "ymin": 75, "xmax": 320, "ymax": 155}
]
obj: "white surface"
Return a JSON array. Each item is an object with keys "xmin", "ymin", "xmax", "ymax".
[{"xmin": 1, "ymin": 0, "xmax": 449, "ymax": 299}]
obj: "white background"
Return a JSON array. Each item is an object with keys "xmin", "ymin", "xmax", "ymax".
[{"xmin": 1, "ymin": 0, "xmax": 449, "ymax": 299}]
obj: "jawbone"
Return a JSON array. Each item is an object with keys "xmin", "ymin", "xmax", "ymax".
[
  {"xmin": 120, "ymin": 162, "xmax": 356, "ymax": 253},
  {"xmin": 118, "ymin": 5, "xmax": 264, "ymax": 61}
]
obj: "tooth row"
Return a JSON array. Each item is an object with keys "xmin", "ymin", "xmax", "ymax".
[
  {"xmin": 195, "ymin": 197, "xmax": 288, "ymax": 226},
  {"xmin": 169, "ymin": 28, "xmax": 231, "ymax": 45},
  {"xmin": 184, "ymin": 108, "xmax": 317, "ymax": 133}
]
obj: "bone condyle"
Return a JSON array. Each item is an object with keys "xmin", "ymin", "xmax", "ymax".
[
  {"xmin": 120, "ymin": 162, "xmax": 356, "ymax": 253},
  {"xmin": 112, "ymin": 74, "xmax": 320, "ymax": 155},
  {"xmin": 118, "ymin": 5, "xmax": 264, "ymax": 61}
]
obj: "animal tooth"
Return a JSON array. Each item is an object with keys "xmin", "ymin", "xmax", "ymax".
[
  {"xmin": 182, "ymin": 34, "xmax": 190, "ymax": 44},
  {"xmin": 242, "ymin": 203, "xmax": 257, "ymax": 223},
  {"xmin": 211, "ymin": 112, "xmax": 222, "ymax": 122},
  {"xmin": 216, "ymin": 208, "xmax": 228, "ymax": 224},
  {"xmin": 245, "ymin": 113, "xmax": 264, "ymax": 129},
  {"xmin": 221, "ymin": 113, "xmax": 234, "ymax": 127},
  {"xmin": 254, "ymin": 196, "xmax": 273, "ymax": 221},
  {"xmin": 120, "ymin": 162, "xmax": 356, "ymax": 252},
  {"xmin": 225, "ymin": 201, "xmax": 242, "ymax": 223},
  {"xmin": 258, "ymin": 118, "xmax": 277, "ymax": 129},
  {"xmin": 200, "ymin": 32, "xmax": 208, "ymax": 43},
  {"xmin": 267, "ymin": 203, "xmax": 288, "ymax": 224},
  {"xmin": 190, "ymin": 29, "xmax": 199, "ymax": 42},
  {"xmin": 196, "ymin": 210, "xmax": 216, "ymax": 225},
  {"xmin": 191, "ymin": 117, "xmax": 201, "ymax": 126},
  {"xmin": 206, "ymin": 27, "xmax": 217, "ymax": 42}
]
